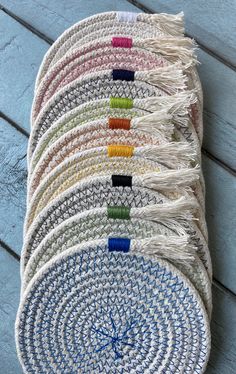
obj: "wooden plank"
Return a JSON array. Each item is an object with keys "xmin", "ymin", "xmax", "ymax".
[
  {"xmin": 0, "ymin": 245, "xmax": 236, "ymax": 373},
  {"xmin": 203, "ymin": 154, "xmax": 236, "ymax": 294},
  {"xmin": 206, "ymin": 283, "xmax": 236, "ymax": 373},
  {"xmin": 0, "ymin": 4, "xmax": 235, "ymax": 170},
  {"xmin": 131, "ymin": 0, "xmax": 236, "ymax": 67},
  {"xmin": 0, "ymin": 10, "xmax": 48, "ymax": 132},
  {"xmin": 0, "ymin": 118, "xmax": 27, "ymax": 255},
  {"xmin": 0, "ymin": 0, "xmax": 139, "ymax": 40},
  {"xmin": 199, "ymin": 49, "xmax": 236, "ymax": 171},
  {"xmin": 0, "ymin": 247, "xmax": 22, "ymax": 374}
]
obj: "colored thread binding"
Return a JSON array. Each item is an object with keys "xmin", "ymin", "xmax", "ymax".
[
  {"xmin": 108, "ymin": 238, "xmax": 131, "ymax": 253},
  {"xmin": 108, "ymin": 145, "xmax": 134, "ymax": 158},
  {"xmin": 109, "ymin": 118, "xmax": 131, "ymax": 130},
  {"xmin": 112, "ymin": 175, "xmax": 132, "ymax": 187},
  {"xmin": 112, "ymin": 37, "xmax": 133, "ymax": 48},
  {"xmin": 112, "ymin": 69, "xmax": 135, "ymax": 81},
  {"xmin": 107, "ymin": 206, "xmax": 130, "ymax": 220},
  {"xmin": 116, "ymin": 12, "xmax": 138, "ymax": 23},
  {"xmin": 110, "ymin": 97, "xmax": 133, "ymax": 109}
]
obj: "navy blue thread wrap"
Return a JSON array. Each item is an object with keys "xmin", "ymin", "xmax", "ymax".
[{"xmin": 112, "ymin": 69, "xmax": 135, "ymax": 81}]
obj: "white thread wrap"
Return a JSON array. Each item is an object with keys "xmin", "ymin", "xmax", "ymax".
[{"xmin": 116, "ymin": 11, "xmax": 138, "ymax": 23}]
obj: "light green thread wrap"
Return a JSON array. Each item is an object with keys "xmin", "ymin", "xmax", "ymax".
[
  {"xmin": 107, "ymin": 206, "xmax": 131, "ymax": 220},
  {"xmin": 110, "ymin": 97, "xmax": 133, "ymax": 109}
]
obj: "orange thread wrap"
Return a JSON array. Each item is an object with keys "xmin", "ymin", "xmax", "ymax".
[{"xmin": 109, "ymin": 118, "xmax": 131, "ymax": 130}]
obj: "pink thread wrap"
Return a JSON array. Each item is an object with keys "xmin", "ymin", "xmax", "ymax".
[{"xmin": 112, "ymin": 37, "xmax": 133, "ymax": 48}]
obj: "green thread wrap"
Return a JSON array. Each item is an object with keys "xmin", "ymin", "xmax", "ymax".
[
  {"xmin": 107, "ymin": 206, "xmax": 131, "ymax": 220},
  {"xmin": 110, "ymin": 97, "xmax": 133, "ymax": 109}
]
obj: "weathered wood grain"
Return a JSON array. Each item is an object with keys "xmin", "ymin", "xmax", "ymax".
[
  {"xmin": 1, "ymin": 243, "xmax": 236, "ymax": 373},
  {"xmin": 203, "ymin": 154, "xmax": 236, "ymax": 294},
  {"xmin": 206, "ymin": 283, "xmax": 236, "ymax": 374},
  {"xmin": 0, "ymin": 0, "xmax": 139, "ymax": 40},
  {"xmin": 0, "ymin": 118, "xmax": 27, "ymax": 255},
  {"xmin": 0, "ymin": 247, "xmax": 22, "ymax": 374},
  {"xmin": 0, "ymin": 3, "xmax": 235, "ymax": 170},
  {"xmin": 199, "ymin": 50, "xmax": 236, "ymax": 171},
  {"xmin": 0, "ymin": 10, "xmax": 48, "ymax": 132},
  {"xmin": 131, "ymin": 0, "xmax": 236, "ymax": 67}
]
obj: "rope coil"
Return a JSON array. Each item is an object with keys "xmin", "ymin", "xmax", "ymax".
[{"xmin": 107, "ymin": 206, "xmax": 131, "ymax": 220}]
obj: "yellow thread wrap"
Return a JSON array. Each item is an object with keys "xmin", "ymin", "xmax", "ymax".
[{"xmin": 108, "ymin": 145, "xmax": 134, "ymax": 158}]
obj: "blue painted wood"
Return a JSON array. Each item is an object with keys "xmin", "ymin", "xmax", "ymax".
[
  {"xmin": 0, "ymin": 118, "xmax": 27, "ymax": 254},
  {"xmin": 0, "ymin": 247, "xmax": 22, "ymax": 374},
  {"xmin": 199, "ymin": 50, "xmax": 236, "ymax": 171},
  {"xmin": 0, "ymin": 0, "xmax": 139, "ymax": 40},
  {"xmin": 0, "ymin": 10, "xmax": 48, "ymax": 132},
  {"xmin": 0, "ymin": 4, "xmax": 235, "ymax": 170},
  {"xmin": 206, "ymin": 283, "xmax": 236, "ymax": 374},
  {"xmin": 133, "ymin": 0, "xmax": 236, "ymax": 67},
  {"xmin": 203, "ymin": 155, "xmax": 236, "ymax": 294}
]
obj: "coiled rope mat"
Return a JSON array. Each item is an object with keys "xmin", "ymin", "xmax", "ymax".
[{"xmin": 16, "ymin": 11, "xmax": 211, "ymax": 373}]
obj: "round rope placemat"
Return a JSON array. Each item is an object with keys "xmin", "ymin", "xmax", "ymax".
[
  {"xmin": 16, "ymin": 244, "xmax": 210, "ymax": 373},
  {"xmin": 22, "ymin": 212, "xmax": 212, "ymax": 316},
  {"xmin": 29, "ymin": 75, "xmax": 200, "ymax": 158},
  {"xmin": 25, "ymin": 144, "xmax": 202, "ymax": 230},
  {"xmin": 33, "ymin": 40, "xmax": 199, "ymax": 121},
  {"xmin": 35, "ymin": 11, "xmax": 185, "ymax": 85},
  {"xmin": 22, "ymin": 176, "xmax": 210, "ymax": 278},
  {"xmin": 29, "ymin": 96, "xmax": 199, "ymax": 173}
]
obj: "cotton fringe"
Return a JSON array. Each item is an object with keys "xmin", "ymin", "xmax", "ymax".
[
  {"xmin": 138, "ymin": 166, "xmax": 200, "ymax": 190},
  {"xmin": 141, "ymin": 90, "xmax": 197, "ymax": 128},
  {"xmin": 140, "ymin": 142, "xmax": 197, "ymax": 168},
  {"xmin": 144, "ymin": 36, "xmax": 198, "ymax": 68},
  {"xmin": 131, "ymin": 110, "xmax": 174, "ymax": 139},
  {"xmin": 137, "ymin": 63, "xmax": 187, "ymax": 94},
  {"xmin": 132, "ymin": 196, "xmax": 199, "ymax": 221},
  {"xmin": 148, "ymin": 12, "xmax": 185, "ymax": 36},
  {"xmin": 132, "ymin": 235, "xmax": 195, "ymax": 262}
]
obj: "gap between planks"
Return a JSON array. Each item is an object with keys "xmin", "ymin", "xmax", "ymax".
[
  {"xmin": 0, "ymin": 4, "xmax": 53, "ymax": 45},
  {"xmin": 126, "ymin": 0, "xmax": 236, "ymax": 73},
  {"xmin": 0, "ymin": 111, "xmax": 29, "ymax": 138}
]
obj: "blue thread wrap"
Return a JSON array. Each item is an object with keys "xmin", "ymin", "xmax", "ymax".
[{"xmin": 108, "ymin": 238, "xmax": 131, "ymax": 253}]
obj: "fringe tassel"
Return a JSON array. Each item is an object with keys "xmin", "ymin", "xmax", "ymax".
[
  {"xmin": 132, "ymin": 110, "xmax": 174, "ymax": 140},
  {"xmin": 141, "ymin": 90, "xmax": 197, "ymax": 128},
  {"xmin": 132, "ymin": 235, "xmax": 195, "ymax": 262},
  {"xmin": 139, "ymin": 166, "xmax": 200, "ymax": 190},
  {"xmin": 133, "ymin": 196, "xmax": 199, "ymax": 221},
  {"xmin": 142, "ymin": 90, "xmax": 197, "ymax": 113},
  {"xmin": 138, "ymin": 63, "xmax": 187, "ymax": 94},
  {"xmin": 144, "ymin": 36, "xmax": 198, "ymax": 68},
  {"xmin": 148, "ymin": 12, "xmax": 185, "ymax": 36},
  {"xmin": 140, "ymin": 142, "xmax": 197, "ymax": 168}
]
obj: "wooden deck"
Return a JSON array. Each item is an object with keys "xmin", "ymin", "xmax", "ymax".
[{"xmin": 0, "ymin": 1, "xmax": 235, "ymax": 372}]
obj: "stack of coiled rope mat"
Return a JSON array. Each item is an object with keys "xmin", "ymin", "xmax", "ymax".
[{"xmin": 16, "ymin": 11, "xmax": 212, "ymax": 373}]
